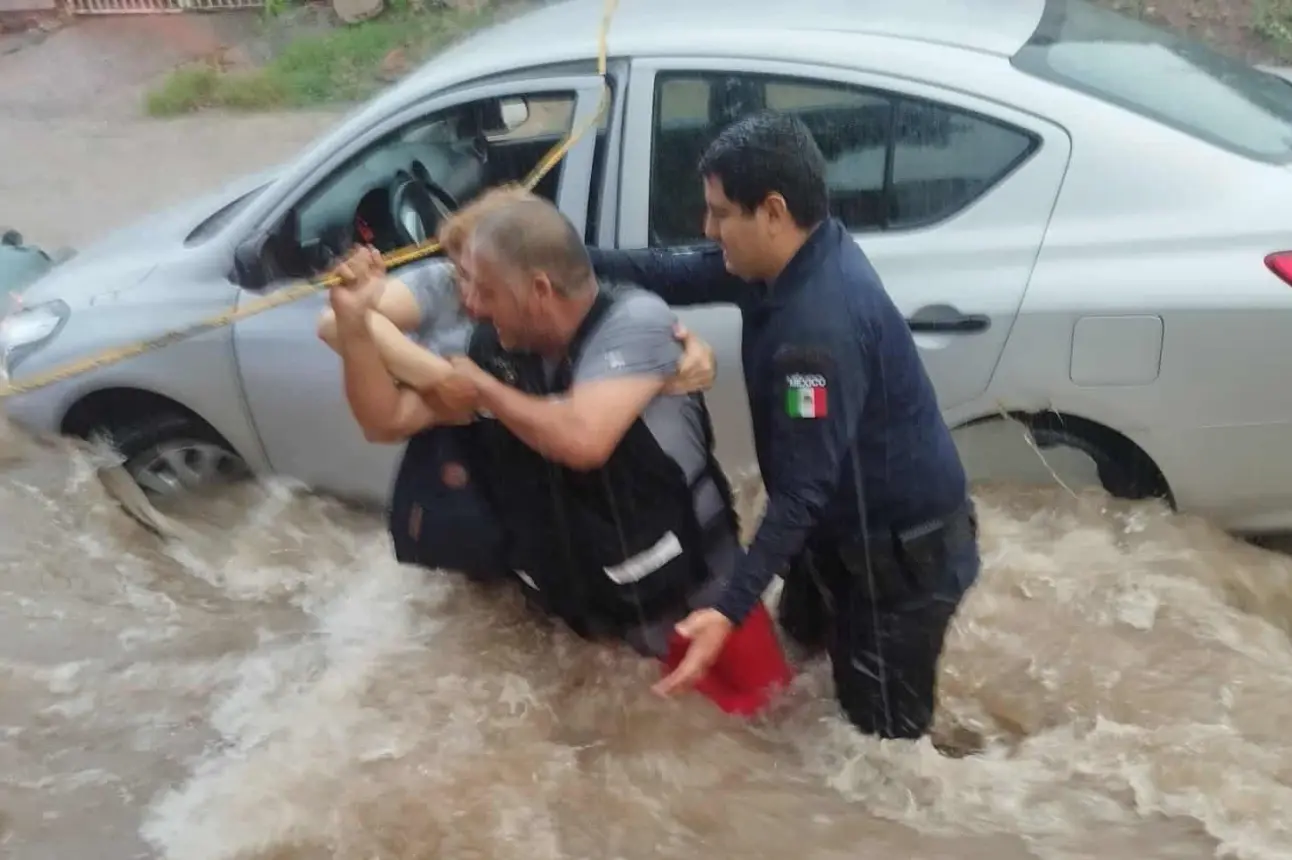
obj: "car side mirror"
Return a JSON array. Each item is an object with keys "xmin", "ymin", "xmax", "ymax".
[
  {"xmin": 234, "ymin": 207, "xmax": 309, "ymax": 290},
  {"xmin": 232, "ymin": 232, "xmax": 272, "ymax": 290}
]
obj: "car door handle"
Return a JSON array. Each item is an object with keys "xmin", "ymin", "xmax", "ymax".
[{"xmin": 906, "ymin": 304, "xmax": 991, "ymax": 334}]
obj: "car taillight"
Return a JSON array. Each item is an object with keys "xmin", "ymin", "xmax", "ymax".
[{"xmin": 1264, "ymin": 251, "xmax": 1292, "ymax": 285}]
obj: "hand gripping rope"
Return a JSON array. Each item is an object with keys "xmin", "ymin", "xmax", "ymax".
[{"xmin": 0, "ymin": 0, "xmax": 619, "ymax": 403}]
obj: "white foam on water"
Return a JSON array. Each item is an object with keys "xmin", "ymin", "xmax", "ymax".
[{"xmin": 4, "ymin": 423, "xmax": 1292, "ymax": 860}]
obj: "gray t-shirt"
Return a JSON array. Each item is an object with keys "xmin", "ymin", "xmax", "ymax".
[
  {"xmin": 398, "ymin": 258, "xmax": 473, "ymax": 354},
  {"xmin": 559, "ymin": 286, "xmax": 737, "ymax": 654},
  {"xmin": 551, "ymin": 286, "xmax": 726, "ymax": 532}
]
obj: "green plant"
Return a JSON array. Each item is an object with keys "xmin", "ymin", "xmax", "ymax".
[
  {"xmin": 1254, "ymin": 0, "xmax": 1292, "ymax": 57},
  {"xmin": 143, "ymin": 3, "xmax": 502, "ymax": 117},
  {"xmin": 144, "ymin": 66, "xmax": 222, "ymax": 116}
]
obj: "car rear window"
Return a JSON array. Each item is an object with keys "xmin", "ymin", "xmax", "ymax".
[{"xmin": 1012, "ymin": 0, "xmax": 1292, "ymax": 164}]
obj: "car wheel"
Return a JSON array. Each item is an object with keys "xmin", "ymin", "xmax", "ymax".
[
  {"xmin": 108, "ymin": 413, "xmax": 250, "ymax": 498},
  {"xmin": 1028, "ymin": 425, "xmax": 1162, "ymax": 501}
]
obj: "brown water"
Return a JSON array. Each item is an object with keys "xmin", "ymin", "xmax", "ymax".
[{"xmin": 3, "ymin": 418, "xmax": 1292, "ymax": 860}]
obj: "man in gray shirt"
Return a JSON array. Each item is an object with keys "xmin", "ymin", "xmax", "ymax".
[
  {"xmin": 324, "ymin": 189, "xmax": 791, "ymax": 715},
  {"xmin": 344, "ymin": 245, "xmax": 732, "ymax": 653},
  {"xmin": 443, "ymin": 196, "xmax": 793, "ymax": 712},
  {"xmin": 320, "ymin": 245, "xmax": 726, "ymax": 583}
]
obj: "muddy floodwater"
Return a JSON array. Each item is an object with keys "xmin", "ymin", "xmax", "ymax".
[{"xmin": 2, "ymin": 418, "xmax": 1292, "ymax": 860}]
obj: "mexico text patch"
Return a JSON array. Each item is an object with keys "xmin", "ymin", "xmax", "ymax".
[{"xmin": 785, "ymin": 373, "xmax": 828, "ymax": 419}]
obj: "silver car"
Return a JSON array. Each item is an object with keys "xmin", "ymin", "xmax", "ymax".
[{"xmin": 5, "ymin": 0, "xmax": 1292, "ymax": 533}]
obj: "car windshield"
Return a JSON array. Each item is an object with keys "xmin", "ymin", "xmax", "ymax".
[{"xmin": 1012, "ymin": 0, "xmax": 1292, "ymax": 164}]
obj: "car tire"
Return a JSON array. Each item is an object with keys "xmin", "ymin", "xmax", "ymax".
[
  {"xmin": 106, "ymin": 412, "xmax": 250, "ymax": 498},
  {"xmin": 1028, "ymin": 425, "xmax": 1160, "ymax": 501}
]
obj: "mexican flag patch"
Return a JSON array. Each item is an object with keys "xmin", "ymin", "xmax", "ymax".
[{"xmin": 785, "ymin": 373, "xmax": 828, "ymax": 419}]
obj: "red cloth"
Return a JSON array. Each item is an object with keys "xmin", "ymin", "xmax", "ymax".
[{"xmin": 660, "ymin": 602, "xmax": 794, "ymax": 717}]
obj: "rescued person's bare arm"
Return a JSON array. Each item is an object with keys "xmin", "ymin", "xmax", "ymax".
[
  {"xmin": 319, "ymin": 252, "xmax": 476, "ymax": 420},
  {"xmin": 316, "ymin": 276, "xmax": 423, "ymax": 349},
  {"xmin": 320, "ymin": 304, "xmax": 457, "ymax": 396},
  {"xmin": 364, "ymin": 312, "xmax": 454, "ymax": 391},
  {"xmin": 329, "ymin": 249, "xmax": 473, "ymax": 442},
  {"xmin": 361, "ymin": 314, "xmax": 477, "ymax": 425}
]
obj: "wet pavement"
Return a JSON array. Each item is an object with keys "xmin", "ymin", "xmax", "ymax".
[
  {"xmin": 5, "ymin": 16, "xmax": 1292, "ymax": 860},
  {"xmin": 0, "ymin": 14, "xmax": 265, "ymax": 120},
  {"xmin": 0, "ymin": 15, "xmax": 338, "ymax": 249}
]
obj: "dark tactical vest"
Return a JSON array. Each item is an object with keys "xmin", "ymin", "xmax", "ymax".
[{"xmin": 467, "ymin": 290, "xmax": 738, "ymax": 639}]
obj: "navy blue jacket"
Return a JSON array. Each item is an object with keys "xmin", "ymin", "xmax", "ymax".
[{"xmin": 589, "ymin": 218, "xmax": 968, "ymax": 624}]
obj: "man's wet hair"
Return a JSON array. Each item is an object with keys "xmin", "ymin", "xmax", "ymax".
[
  {"xmin": 698, "ymin": 111, "xmax": 829, "ymax": 229},
  {"xmin": 470, "ymin": 196, "xmax": 595, "ymax": 297}
]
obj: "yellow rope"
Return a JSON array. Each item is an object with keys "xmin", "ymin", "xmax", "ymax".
[{"xmin": 0, "ymin": 0, "xmax": 619, "ymax": 402}]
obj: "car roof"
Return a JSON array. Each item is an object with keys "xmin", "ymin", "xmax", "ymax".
[
  {"xmin": 402, "ymin": 0, "xmax": 1045, "ymax": 94},
  {"xmin": 482, "ymin": 0, "xmax": 1039, "ymax": 58},
  {"xmin": 303, "ymin": 0, "xmax": 1046, "ymax": 189}
]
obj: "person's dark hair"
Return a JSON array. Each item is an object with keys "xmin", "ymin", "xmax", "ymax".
[{"xmin": 697, "ymin": 111, "xmax": 829, "ymax": 228}]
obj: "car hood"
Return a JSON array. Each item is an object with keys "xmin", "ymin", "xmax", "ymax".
[{"xmin": 16, "ymin": 167, "xmax": 281, "ymax": 309}]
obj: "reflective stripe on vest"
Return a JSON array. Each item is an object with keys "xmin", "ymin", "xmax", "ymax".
[{"xmin": 604, "ymin": 530, "xmax": 683, "ymax": 585}]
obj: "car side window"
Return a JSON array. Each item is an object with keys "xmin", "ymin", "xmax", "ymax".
[
  {"xmin": 647, "ymin": 72, "xmax": 1037, "ymax": 245},
  {"xmin": 887, "ymin": 99, "xmax": 1036, "ymax": 229},
  {"xmin": 268, "ymin": 90, "xmax": 579, "ymax": 280}
]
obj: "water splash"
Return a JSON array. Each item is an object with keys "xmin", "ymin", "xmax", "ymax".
[{"xmin": 2, "ymin": 420, "xmax": 1291, "ymax": 860}]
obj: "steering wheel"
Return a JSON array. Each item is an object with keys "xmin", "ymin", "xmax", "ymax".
[{"xmin": 388, "ymin": 171, "xmax": 457, "ymax": 248}]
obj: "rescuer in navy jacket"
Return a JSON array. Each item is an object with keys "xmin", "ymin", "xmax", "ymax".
[{"xmin": 589, "ymin": 111, "xmax": 980, "ymax": 740}]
